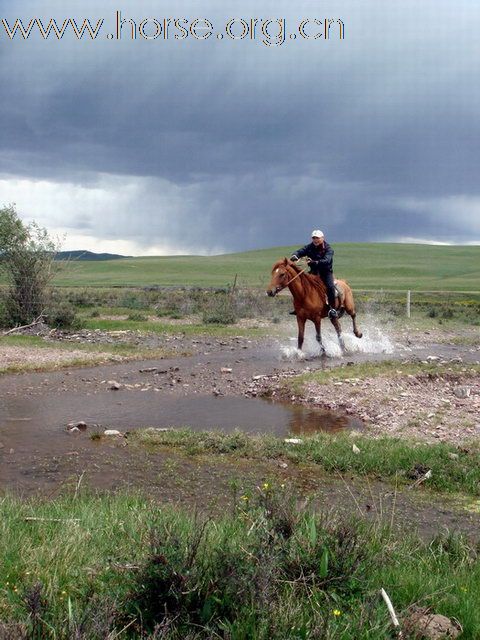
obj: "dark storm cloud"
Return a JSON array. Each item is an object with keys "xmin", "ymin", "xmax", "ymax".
[{"xmin": 0, "ymin": 0, "xmax": 479, "ymax": 251}]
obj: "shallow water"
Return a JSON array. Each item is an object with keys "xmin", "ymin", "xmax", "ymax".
[{"xmin": 0, "ymin": 392, "xmax": 361, "ymax": 458}]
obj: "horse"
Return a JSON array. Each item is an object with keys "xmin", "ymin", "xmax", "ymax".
[{"xmin": 266, "ymin": 258, "xmax": 362, "ymax": 354}]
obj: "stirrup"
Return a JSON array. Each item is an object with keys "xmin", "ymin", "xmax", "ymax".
[{"xmin": 328, "ymin": 308, "xmax": 338, "ymax": 319}]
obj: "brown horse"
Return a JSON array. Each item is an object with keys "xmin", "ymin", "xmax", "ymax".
[{"xmin": 266, "ymin": 258, "xmax": 362, "ymax": 354}]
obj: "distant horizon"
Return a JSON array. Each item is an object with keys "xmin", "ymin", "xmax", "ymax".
[{"xmin": 57, "ymin": 239, "xmax": 480, "ymax": 260}]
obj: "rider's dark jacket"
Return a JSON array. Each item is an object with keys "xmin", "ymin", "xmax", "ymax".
[{"xmin": 291, "ymin": 241, "xmax": 334, "ymax": 276}]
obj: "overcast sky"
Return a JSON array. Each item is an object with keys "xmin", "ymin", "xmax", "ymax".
[{"xmin": 0, "ymin": 0, "xmax": 479, "ymax": 254}]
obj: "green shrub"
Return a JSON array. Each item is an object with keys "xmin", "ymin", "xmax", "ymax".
[
  {"xmin": 202, "ymin": 297, "xmax": 237, "ymax": 324},
  {"xmin": 46, "ymin": 301, "xmax": 80, "ymax": 329},
  {"xmin": 127, "ymin": 312, "xmax": 148, "ymax": 322}
]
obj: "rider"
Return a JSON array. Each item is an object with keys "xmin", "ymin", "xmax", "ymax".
[{"xmin": 290, "ymin": 229, "xmax": 338, "ymax": 319}]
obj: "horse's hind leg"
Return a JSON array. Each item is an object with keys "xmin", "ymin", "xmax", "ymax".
[
  {"xmin": 313, "ymin": 318, "xmax": 326, "ymax": 356},
  {"xmin": 348, "ymin": 311, "xmax": 362, "ymax": 338},
  {"xmin": 344, "ymin": 294, "xmax": 363, "ymax": 338},
  {"xmin": 330, "ymin": 317, "xmax": 345, "ymax": 353}
]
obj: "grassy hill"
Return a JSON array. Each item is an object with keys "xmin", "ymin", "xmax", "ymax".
[{"xmin": 51, "ymin": 244, "xmax": 479, "ymax": 290}]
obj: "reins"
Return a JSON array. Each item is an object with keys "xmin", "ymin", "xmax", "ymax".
[{"xmin": 276, "ymin": 266, "xmax": 308, "ymax": 293}]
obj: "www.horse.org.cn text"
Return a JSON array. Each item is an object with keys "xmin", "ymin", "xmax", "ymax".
[{"xmin": 0, "ymin": 13, "xmax": 345, "ymax": 47}]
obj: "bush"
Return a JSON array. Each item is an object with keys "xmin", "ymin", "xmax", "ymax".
[
  {"xmin": 121, "ymin": 292, "xmax": 148, "ymax": 310},
  {"xmin": 127, "ymin": 312, "xmax": 148, "ymax": 322},
  {"xmin": 202, "ymin": 296, "xmax": 237, "ymax": 324},
  {"xmin": 46, "ymin": 302, "xmax": 80, "ymax": 330},
  {"xmin": 0, "ymin": 205, "xmax": 58, "ymax": 327}
]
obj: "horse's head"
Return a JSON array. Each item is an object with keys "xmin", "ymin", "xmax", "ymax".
[{"xmin": 266, "ymin": 258, "xmax": 293, "ymax": 297}]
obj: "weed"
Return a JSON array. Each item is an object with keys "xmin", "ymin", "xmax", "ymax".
[
  {"xmin": 0, "ymin": 493, "xmax": 480, "ymax": 638},
  {"xmin": 132, "ymin": 428, "xmax": 480, "ymax": 496},
  {"xmin": 127, "ymin": 312, "xmax": 148, "ymax": 322}
]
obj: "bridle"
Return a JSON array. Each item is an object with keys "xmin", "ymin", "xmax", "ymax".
[{"xmin": 271, "ymin": 265, "xmax": 308, "ymax": 295}]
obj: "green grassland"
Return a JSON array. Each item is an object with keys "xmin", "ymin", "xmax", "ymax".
[
  {"xmin": 1, "ymin": 492, "xmax": 479, "ymax": 638},
  {"xmin": 52, "ymin": 243, "xmax": 480, "ymax": 291}
]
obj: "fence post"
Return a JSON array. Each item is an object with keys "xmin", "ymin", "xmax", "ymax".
[{"xmin": 406, "ymin": 290, "xmax": 411, "ymax": 318}]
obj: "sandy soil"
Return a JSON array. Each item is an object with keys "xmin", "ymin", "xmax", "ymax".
[{"xmin": 0, "ymin": 344, "xmax": 115, "ymax": 369}]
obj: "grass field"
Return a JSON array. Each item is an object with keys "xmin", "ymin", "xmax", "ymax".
[
  {"xmin": 51, "ymin": 244, "xmax": 480, "ymax": 291},
  {"xmin": 1, "ymin": 491, "xmax": 479, "ymax": 638}
]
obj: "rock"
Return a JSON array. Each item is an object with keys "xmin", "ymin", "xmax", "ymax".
[
  {"xmin": 447, "ymin": 452, "xmax": 459, "ymax": 460},
  {"xmin": 453, "ymin": 386, "xmax": 471, "ymax": 399},
  {"xmin": 67, "ymin": 421, "xmax": 88, "ymax": 431},
  {"xmin": 352, "ymin": 444, "xmax": 361, "ymax": 454},
  {"xmin": 221, "ymin": 367, "xmax": 233, "ymax": 373},
  {"xmin": 426, "ymin": 355, "xmax": 440, "ymax": 362},
  {"xmin": 139, "ymin": 367, "xmax": 157, "ymax": 373},
  {"xmin": 68, "ymin": 427, "xmax": 81, "ymax": 434},
  {"xmin": 104, "ymin": 429, "xmax": 123, "ymax": 437},
  {"xmin": 108, "ymin": 381, "xmax": 121, "ymax": 390},
  {"xmin": 404, "ymin": 607, "xmax": 462, "ymax": 639},
  {"xmin": 284, "ymin": 438, "xmax": 303, "ymax": 444}
]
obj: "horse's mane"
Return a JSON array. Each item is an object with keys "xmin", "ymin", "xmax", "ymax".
[{"xmin": 272, "ymin": 259, "xmax": 326, "ymax": 295}]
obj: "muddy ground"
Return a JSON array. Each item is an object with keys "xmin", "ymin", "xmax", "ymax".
[{"xmin": 1, "ymin": 319, "xmax": 479, "ymax": 539}]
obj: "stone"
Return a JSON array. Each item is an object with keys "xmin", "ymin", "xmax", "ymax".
[
  {"xmin": 284, "ymin": 438, "xmax": 303, "ymax": 444},
  {"xmin": 404, "ymin": 607, "xmax": 462, "ymax": 639},
  {"xmin": 352, "ymin": 444, "xmax": 361, "ymax": 454},
  {"xmin": 221, "ymin": 367, "xmax": 233, "ymax": 373},
  {"xmin": 108, "ymin": 381, "xmax": 121, "ymax": 390},
  {"xmin": 453, "ymin": 386, "xmax": 471, "ymax": 399},
  {"xmin": 104, "ymin": 429, "xmax": 123, "ymax": 437},
  {"xmin": 67, "ymin": 421, "xmax": 88, "ymax": 431}
]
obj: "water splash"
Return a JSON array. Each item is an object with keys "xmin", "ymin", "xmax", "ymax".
[{"xmin": 279, "ymin": 317, "xmax": 395, "ymax": 360}]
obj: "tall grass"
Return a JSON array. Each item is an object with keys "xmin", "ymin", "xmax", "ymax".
[{"xmin": 0, "ymin": 490, "xmax": 479, "ymax": 638}]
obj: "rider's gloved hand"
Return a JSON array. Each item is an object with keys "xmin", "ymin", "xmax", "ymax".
[{"xmin": 290, "ymin": 255, "xmax": 299, "ymax": 262}]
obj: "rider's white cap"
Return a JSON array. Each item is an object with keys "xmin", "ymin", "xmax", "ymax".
[{"xmin": 311, "ymin": 229, "xmax": 324, "ymax": 238}]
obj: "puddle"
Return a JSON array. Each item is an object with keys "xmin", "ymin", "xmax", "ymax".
[{"xmin": 0, "ymin": 392, "xmax": 361, "ymax": 458}]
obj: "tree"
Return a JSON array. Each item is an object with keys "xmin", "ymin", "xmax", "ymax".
[{"xmin": 0, "ymin": 204, "xmax": 58, "ymax": 327}]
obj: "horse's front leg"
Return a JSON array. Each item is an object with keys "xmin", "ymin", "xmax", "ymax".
[
  {"xmin": 330, "ymin": 316, "xmax": 345, "ymax": 353},
  {"xmin": 296, "ymin": 316, "xmax": 306, "ymax": 350},
  {"xmin": 313, "ymin": 317, "xmax": 326, "ymax": 356}
]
